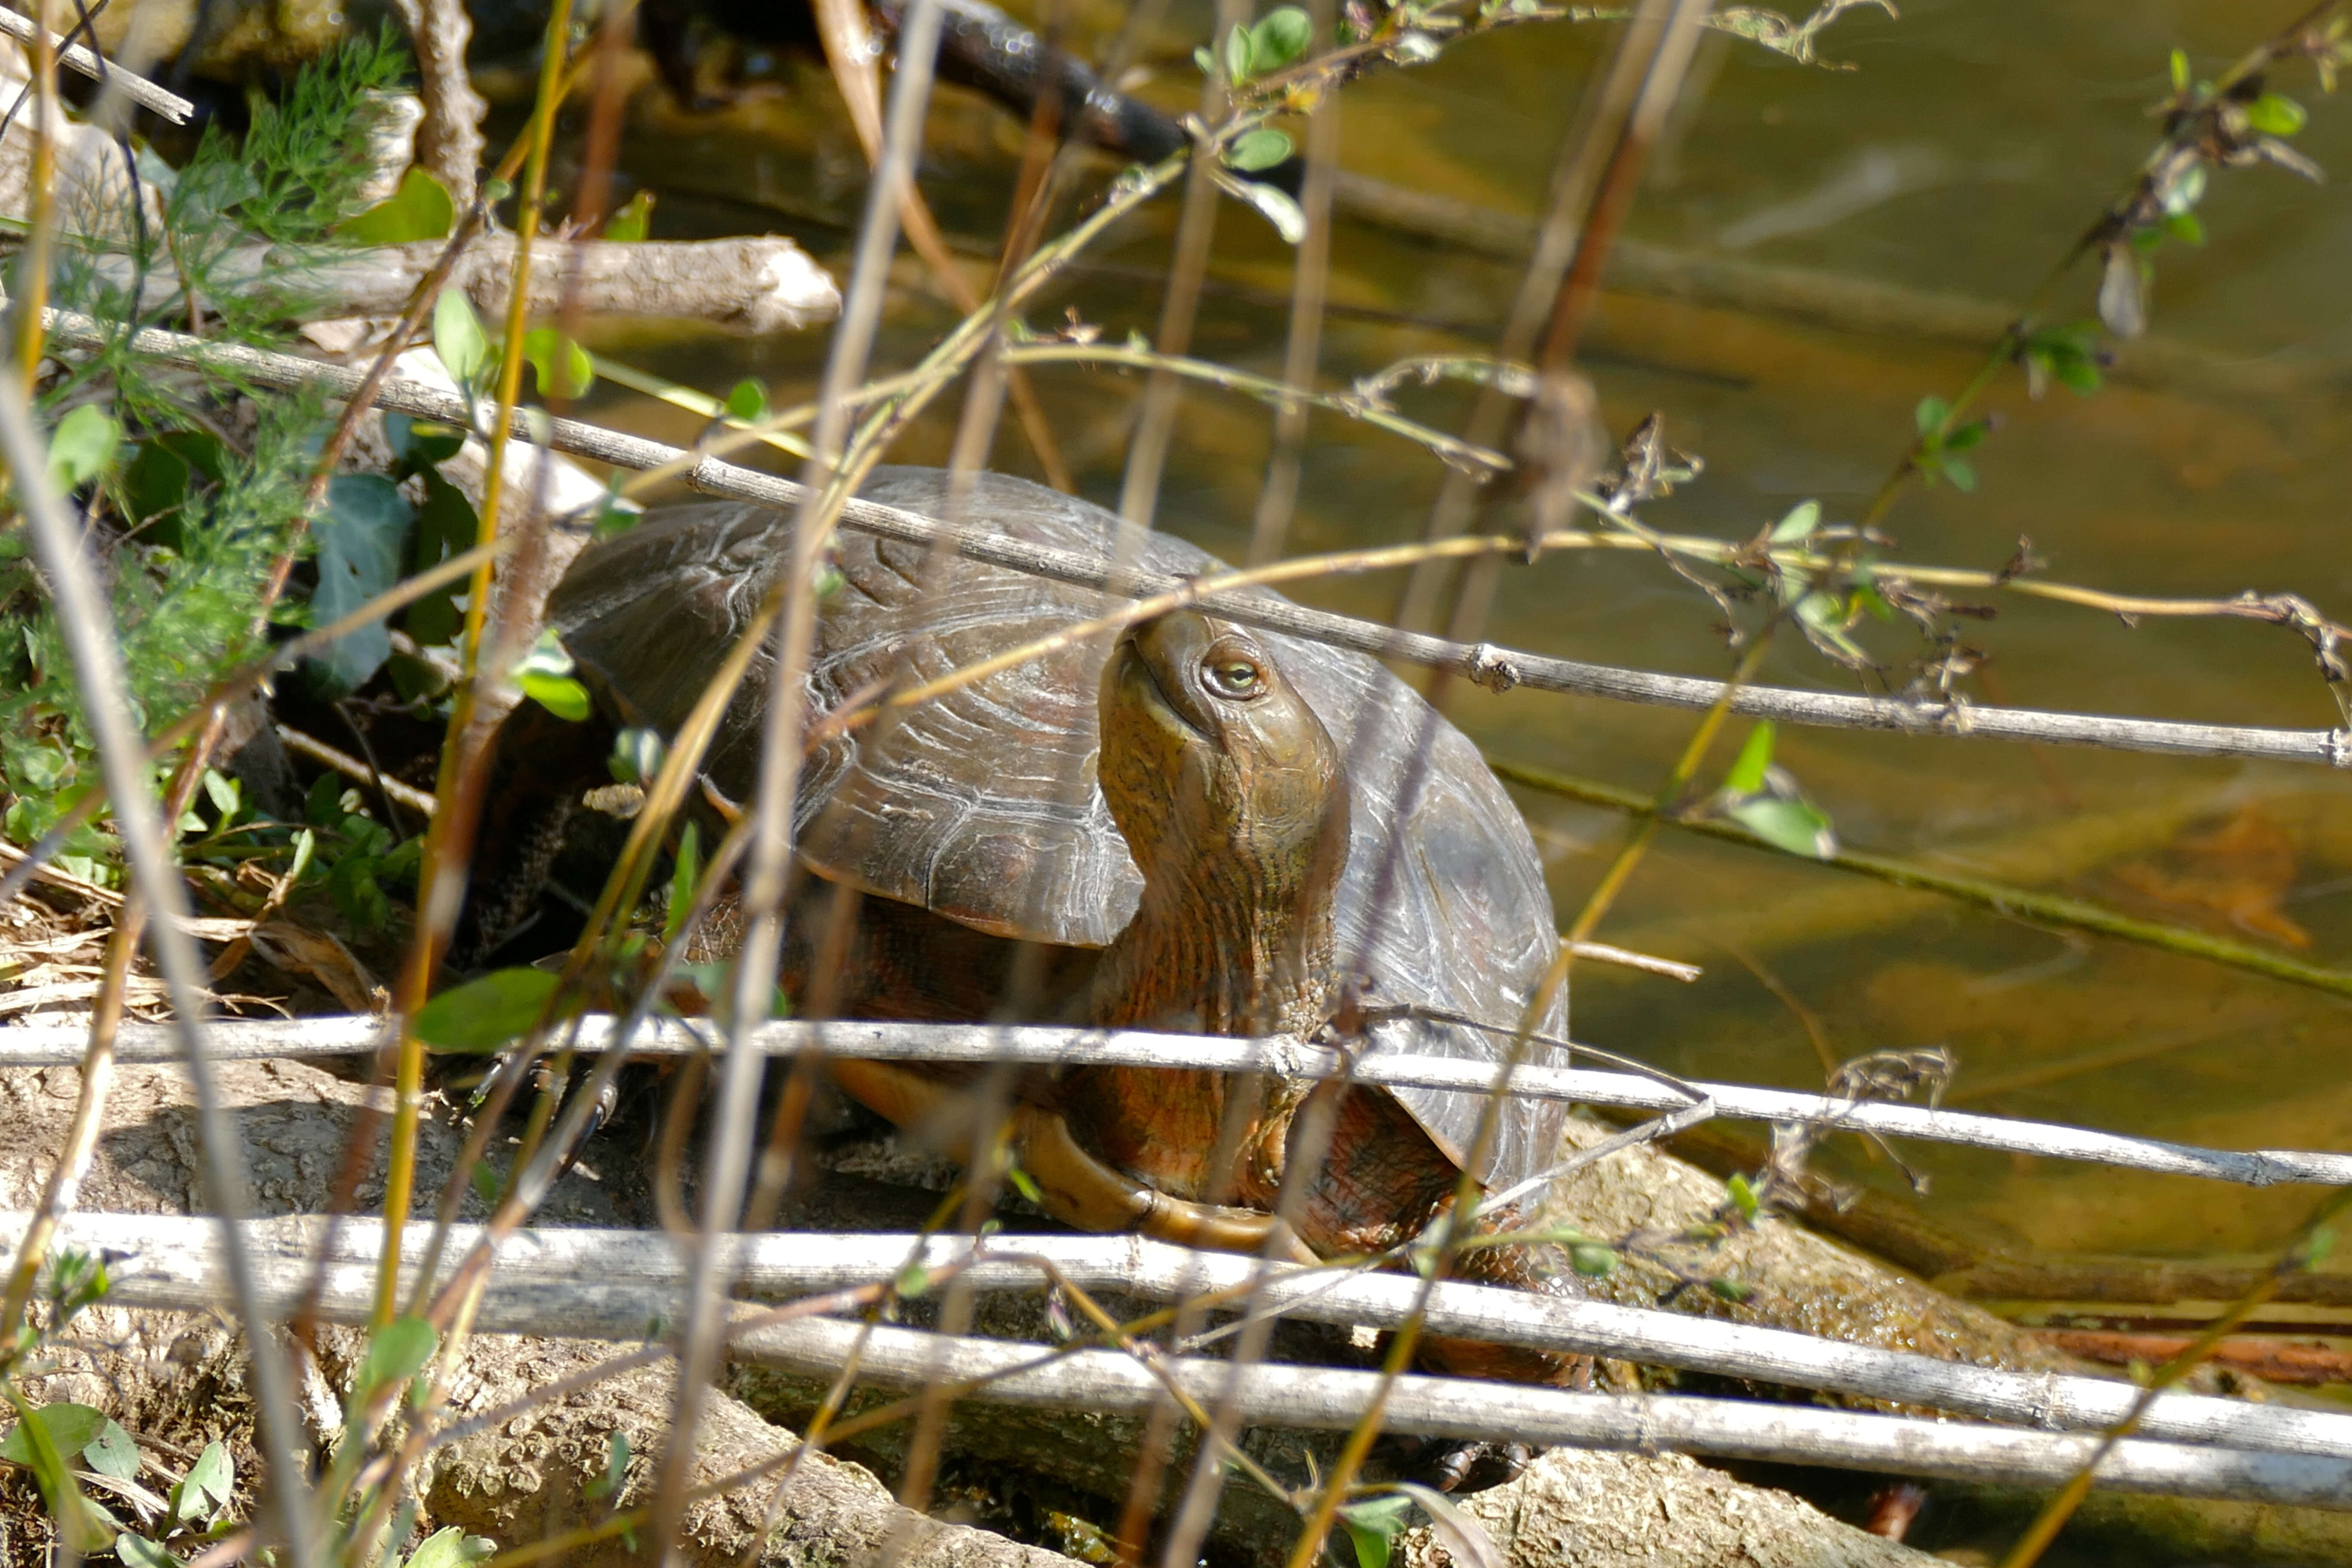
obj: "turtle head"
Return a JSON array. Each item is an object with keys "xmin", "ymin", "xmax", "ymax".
[{"xmin": 1094, "ymin": 611, "xmax": 1348, "ymax": 1034}]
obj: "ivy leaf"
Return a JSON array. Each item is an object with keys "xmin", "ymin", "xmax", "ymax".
[
  {"xmin": 602, "ymin": 188, "xmax": 655, "ymax": 242},
  {"xmin": 307, "ymin": 474, "xmax": 412, "ymax": 695},
  {"xmin": 412, "ymin": 966, "xmax": 563, "ymax": 1052},
  {"xmin": 1227, "ymin": 128, "xmax": 1295, "ymax": 172},
  {"xmin": 341, "ymin": 165, "xmax": 455, "ymax": 244}
]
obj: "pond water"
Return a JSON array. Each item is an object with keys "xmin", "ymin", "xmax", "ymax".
[{"xmin": 544, "ymin": 0, "xmax": 2352, "ymax": 1299}]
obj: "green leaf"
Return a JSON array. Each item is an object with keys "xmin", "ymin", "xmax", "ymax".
[
  {"xmin": 1942, "ymin": 417, "xmax": 1990, "ymax": 452},
  {"xmin": 1938, "ymin": 454, "xmax": 1977, "ymax": 493},
  {"xmin": 182, "ymin": 1442, "xmax": 233, "ymax": 1512},
  {"xmin": 1006, "ymin": 1164, "xmax": 1044, "ymax": 1206},
  {"xmin": 1227, "ymin": 128, "xmax": 1295, "ymax": 172},
  {"xmin": 359, "ymin": 1316, "xmax": 439, "ymax": 1403},
  {"xmin": 2248, "ymin": 91, "xmax": 2307, "ymax": 137},
  {"xmin": 116, "ymin": 1535, "xmax": 177, "ymax": 1568},
  {"xmin": 1193, "ymin": 45, "xmax": 1216, "ymax": 74},
  {"xmin": 341, "ymin": 165, "xmax": 455, "ymax": 245},
  {"xmin": 1250, "ymin": 6, "xmax": 1314, "ymax": 70},
  {"xmin": 47, "ymin": 402, "xmax": 122, "ymax": 493},
  {"xmin": 1708, "ymin": 1276, "xmax": 1755, "ymax": 1303},
  {"xmin": 432, "ymin": 288, "xmax": 491, "ymax": 389},
  {"xmin": 520, "ymin": 672, "xmax": 593, "ymax": 721},
  {"xmin": 412, "ymin": 967, "xmax": 563, "ymax": 1052},
  {"xmin": 405, "ymin": 469, "xmax": 478, "ymax": 646},
  {"xmin": 0, "ymin": 1403, "xmax": 107, "ymax": 1465},
  {"xmin": 1337, "ymin": 1495, "xmax": 1416, "ymax": 1568},
  {"xmin": 2168, "ymin": 47, "xmax": 2190, "ymax": 91},
  {"xmin": 2165, "ymin": 210, "xmax": 2205, "ymax": 245},
  {"xmin": 602, "ymin": 188, "xmax": 654, "ymax": 243},
  {"xmin": 1911, "ymin": 395, "xmax": 1947, "ymax": 438},
  {"xmin": 521, "ymin": 327, "xmax": 595, "ymax": 401},
  {"xmin": 307, "ymin": 474, "xmax": 412, "ymax": 696},
  {"xmin": 2051, "ymin": 352, "xmax": 2102, "ymax": 395},
  {"xmin": 1726, "ymin": 1173, "xmax": 1761, "ymax": 1223},
  {"xmin": 403, "ymin": 1526, "xmax": 496, "ymax": 1568},
  {"xmin": 1767, "ymin": 501, "xmax": 1819, "ymax": 543},
  {"xmin": 386, "ymin": 414, "xmax": 468, "ymax": 471},
  {"xmin": 2, "ymin": 1397, "xmax": 109, "ymax": 1550},
  {"xmin": 1568, "ymin": 1242, "xmax": 1617, "ymax": 1277},
  {"xmin": 201, "ymin": 769, "xmax": 241, "ymax": 819},
  {"xmin": 81, "ymin": 1418, "xmax": 141, "ymax": 1481},
  {"xmin": 1224, "ymin": 22, "xmax": 1253, "ymax": 83},
  {"xmin": 1723, "ymin": 722, "xmax": 1775, "ymax": 796},
  {"xmin": 895, "ymin": 1261, "xmax": 932, "ymax": 1298},
  {"xmin": 1730, "ymin": 795, "xmax": 1837, "ymax": 858},
  {"xmin": 724, "ymin": 377, "xmax": 769, "ymax": 422}
]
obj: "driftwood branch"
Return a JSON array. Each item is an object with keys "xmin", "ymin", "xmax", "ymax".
[
  {"xmin": 735, "ymin": 1317, "xmax": 2352, "ymax": 1510},
  {"xmin": 0, "ymin": 9, "xmax": 191, "ymax": 122},
  {"xmin": 16, "ymin": 1212, "xmax": 2352, "ymax": 1468},
  {"xmin": 91, "ymin": 234, "xmax": 844, "ymax": 336},
  {"xmin": 6, "ymin": 1016, "xmax": 2345, "ymax": 1190},
  {"xmin": 31, "ymin": 304, "xmax": 2349, "ymax": 768}
]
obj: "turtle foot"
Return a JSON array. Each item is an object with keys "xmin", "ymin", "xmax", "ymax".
[{"xmin": 1369, "ymin": 1435, "xmax": 1536, "ymax": 1495}]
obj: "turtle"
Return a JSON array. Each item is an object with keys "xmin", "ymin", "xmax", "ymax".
[{"xmin": 467, "ymin": 468, "xmax": 1586, "ymax": 1395}]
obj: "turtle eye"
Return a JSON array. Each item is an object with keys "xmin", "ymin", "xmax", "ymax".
[{"xmin": 1204, "ymin": 656, "xmax": 1265, "ymax": 698}]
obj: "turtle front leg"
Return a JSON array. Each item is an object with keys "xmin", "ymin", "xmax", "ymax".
[{"xmin": 828, "ymin": 1060, "xmax": 1316, "ymax": 1262}]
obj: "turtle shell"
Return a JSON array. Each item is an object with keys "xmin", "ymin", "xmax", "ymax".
[{"xmin": 548, "ymin": 469, "xmax": 1572, "ymax": 1191}]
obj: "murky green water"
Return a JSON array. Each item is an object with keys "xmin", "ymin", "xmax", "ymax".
[{"xmin": 551, "ymin": 0, "xmax": 2352, "ymax": 1279}]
